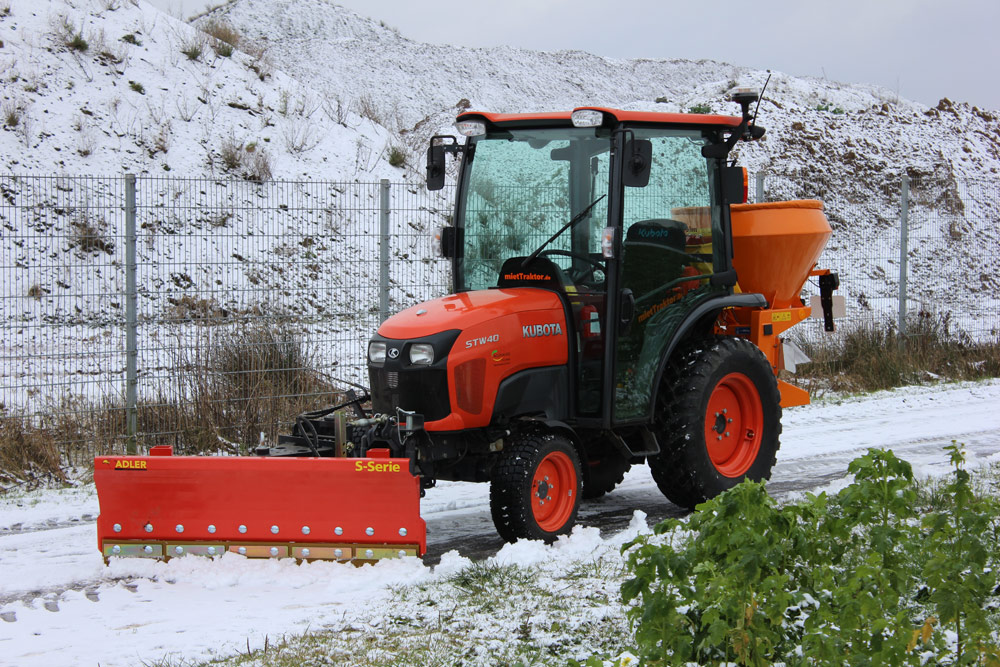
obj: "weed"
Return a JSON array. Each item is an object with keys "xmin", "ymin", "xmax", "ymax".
[
  {"xmin": 201, "ymin": 19, "xmax": 239, "ymax": 49},
  {"xmin": 216, "ymin": 134, "xmax": 273, "ymax": 182},
  {"xmin": 622, "ymin": 445, "xmax": 1000, "ymax": 665},
  {"xmin": 688, "ymin": 103, "xmax": 711, "ymax": 114},
  {"xmin": 128, "ymin": 80, "xmax": 145, "ymax": 94},
  {"xmin": 655, "ymin": 96, "xmax": 669, "ymax": 104},
  {"xmin": 357, "ymin": 94, "xmax": 382, "ymax": 124},
  {"xmin": 180, "ymin": 38, "xmax": 203, "ymax": 61},
  {"xmin": 218, "ymin": 133, "xmax": 244, "ymax": 171},
  {"xmin": 121, "ymin": 32, "xmax": 141, "ymax": 46},
  {"xmin": 69, "ymin": 215, "xmax": 114, "ymax": 254},
  {"xmin": 388, "ymin": 145, "xmax": 406, "ymax": 168},
  {"xmin": 0, "ymin": 414, "xmax": 66, "ymax": 488},
  {"xmin": 795, "ymin": 312, "xmax": 1000, "ymax": 393},
  {"xmin": 2, "ymin": 99, "xmax": 20, "ymax": 127},
  {"xmin": 448, "ymin": 561, "xmax": 535, "ymax": 601},
  {"xmin": 67, "ymin": 31, "xmax": 88, "ymax": 52}
]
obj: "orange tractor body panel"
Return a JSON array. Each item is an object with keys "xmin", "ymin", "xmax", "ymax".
[{"xmin": 379, "ymin": 289, "xmax": 568, "ymax": 432}]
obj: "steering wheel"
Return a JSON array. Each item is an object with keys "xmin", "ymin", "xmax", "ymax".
[{"xmin": 539, "ymin": 249, "xmax": 606, "ymax": 288}]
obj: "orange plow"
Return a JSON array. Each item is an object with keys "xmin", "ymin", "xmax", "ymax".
[{"xmin": 95, "ymin": 446, "xmax": 425, "ymax": 563}]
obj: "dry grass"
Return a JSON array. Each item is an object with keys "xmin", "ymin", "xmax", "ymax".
[
  {"xmin": 0, "ymin": 320, "xmax": 339, "ymax": 487},
  {"xmin": 0, "ymin": 414, "xmax": 65, "ymax": 489},
  {"xmin": 795, "ymin": 311, "xmax": 1000, "ymax": 394}
]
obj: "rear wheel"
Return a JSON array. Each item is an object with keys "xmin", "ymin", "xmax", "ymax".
[
  {"xmin": 648, "ymin": 336, "xmax": 781, "ymax": 509},
  {"xmin": 490, "ymin": 428, "xmax": 582, "ymax": 543}
]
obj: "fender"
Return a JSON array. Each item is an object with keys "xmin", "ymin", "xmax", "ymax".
[
  {"xmin": 645, "ymin": 292, "xmax": 768, "ymax": 423},
  {"xmin": 492, "ymin": 366, "xmax": 569, "ymax": 424}
]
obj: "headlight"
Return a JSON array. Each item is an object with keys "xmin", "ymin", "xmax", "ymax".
[
  {"xmin": 368, "ymin": 341, "xmax": 387, "ymax": 364},
  {"xmin": 409, "ymin": 343, "xmax": 434, "ymax": 366}
]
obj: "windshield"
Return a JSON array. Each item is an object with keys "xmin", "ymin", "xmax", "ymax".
[{"xmin": 456, "ymin": 127, "xmax": 611, "ymax": 291}]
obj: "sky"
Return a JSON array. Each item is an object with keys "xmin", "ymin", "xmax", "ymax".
[{"xmin": 151, "ymin": 0, "xmax": 1000, "ymax": 111}]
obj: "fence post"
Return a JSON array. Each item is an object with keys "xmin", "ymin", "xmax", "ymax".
[
  {"xmin": 379, "ymin": 179, "xmax": 390, "ymax": 323},
  {"xmin": 898, "ymin": 174, "xmax": 910, "ymax": 339},
  {"xmin": 755, "ymin": 172, "xmax": 765, "ymax": 203},
  {"xmin": 125, "ymin": 173, "xmax": 138, "ymax": 454}
]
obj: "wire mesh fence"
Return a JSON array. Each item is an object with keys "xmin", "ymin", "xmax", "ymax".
[
  {"xmin": 1, "ymin": 176, "xmax": 453, "ymax": 464},
  {"xmin": 1, "ymin": 171, "xmax": 998, "ymax": 466}
]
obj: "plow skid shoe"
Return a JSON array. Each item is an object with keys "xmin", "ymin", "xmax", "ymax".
[{"xmin": 95, "ymin": 448, "xmax": 425, "ymax": 563}]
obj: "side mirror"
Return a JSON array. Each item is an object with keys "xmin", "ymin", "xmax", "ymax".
[
  {"xmin": 439, "ymin": 226, "xmax": 456, "ymax": 258},
  {"xmin": 426, "ymin": 144, "xmax": 446, "ymax": 191},
  {"xmin": 721, "ymin": 165, "xmax": 747, "ymax": 204},
  {"xmin": 622, "ymin": 139, "xmax": 652, "ymax": 188}
]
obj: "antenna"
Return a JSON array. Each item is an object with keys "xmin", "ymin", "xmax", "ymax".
[{"xmin": 751, "ymin": 70, "xmax": 772, "ymax": 131}]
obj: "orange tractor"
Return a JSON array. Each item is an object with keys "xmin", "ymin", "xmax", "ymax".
[{"xmin": 95, "ymin": 90, "xmax": 838, "ymax": 561}]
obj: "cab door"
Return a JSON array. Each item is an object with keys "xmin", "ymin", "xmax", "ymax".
[{"xmin": 610, "ymin": 129, "xmax": 726, "ymax": 423}]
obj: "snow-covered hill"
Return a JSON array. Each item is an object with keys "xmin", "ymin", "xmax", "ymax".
[{"xmin": 1, "ymin": 0, "xmax": 998, "ymax": 341}]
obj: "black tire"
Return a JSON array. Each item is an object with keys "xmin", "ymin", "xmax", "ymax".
[
  {"xmin": 582, "ymin": 450, "xmax": 631, "ymax": 500},
  {"xmin": 648, "ymin": 336, "xmax": 781, "ymax": 510},
  {"xmin": 490, "ymin": 427, "xmax": 583, "ymax": 543}
]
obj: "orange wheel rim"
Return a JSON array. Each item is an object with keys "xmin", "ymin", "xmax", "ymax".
[
  {"xmin": 531, "ymin": 451, "xmax": 577, "ymax": 532},
  {"xmin": 704, "ymin": 372, "xmax": 763, "ymax": 477}
]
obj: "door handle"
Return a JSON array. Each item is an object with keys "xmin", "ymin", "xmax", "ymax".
[{"xmin": 619, "ymin": 288, "xmax": 634, "ymax": 335}]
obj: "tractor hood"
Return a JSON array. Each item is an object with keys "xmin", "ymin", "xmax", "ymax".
[
  {"xmin": 370, "ymin": 287, "xmax": 570, "ymax": 431},
  {"xmin": 377, "ymin": 288, "xmax": 564, "ymax": 340}
]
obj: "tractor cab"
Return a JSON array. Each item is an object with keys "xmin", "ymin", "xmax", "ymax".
[{"xmin": 429, "ymin": 106, "xmax": 752, "ymax": 428}]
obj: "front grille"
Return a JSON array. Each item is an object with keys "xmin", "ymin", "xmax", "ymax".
[{"xmin": 369, "ymin": 366, "xmax": 450, "ymax": 422}]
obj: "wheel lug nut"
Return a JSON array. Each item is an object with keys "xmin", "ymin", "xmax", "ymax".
[
  {"xmin": 727, "ymin": 418, "xmax": 733, "ymax": 423},
  {"xmin": 725, "ymin": 431, "xmax": 730, "ymax": 437}
]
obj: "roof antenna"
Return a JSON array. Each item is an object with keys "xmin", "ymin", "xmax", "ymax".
[{"xmin": 751, "ymin": 70, "xmax": 772, "ymax": 131}]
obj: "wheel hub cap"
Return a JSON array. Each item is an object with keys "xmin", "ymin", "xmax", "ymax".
[
  {"xmin": 704, "ymin": 372, "xmax": 764, "ymax": 477},
  {"xmin": 531, "ymin": 451, "xmax": 577, "ymax": 532}
]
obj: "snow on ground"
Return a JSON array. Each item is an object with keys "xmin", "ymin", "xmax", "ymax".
[{"xmin": 2, "ymin": 380, "xmax": 1000, "ymax": 666}]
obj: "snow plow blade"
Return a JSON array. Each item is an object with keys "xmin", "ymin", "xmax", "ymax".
[{"xmin": 95, "ymin": 446, "xmax": 425, "ymax": 563}]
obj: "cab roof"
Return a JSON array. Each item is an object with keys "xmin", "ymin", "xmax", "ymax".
[{"xmin": 456, "ymin": 106, "xmax": 742, "ymax": 129}]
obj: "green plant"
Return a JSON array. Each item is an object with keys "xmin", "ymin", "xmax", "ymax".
[
  {"xmin": 388, "ymin": 145, "xmax": 406, "ymax": 167},
  {"xmin": 128, "ymin": 80, "xmax": 144, "ymax": 94},
  {"xmin": 655, "ymin": 96, "xmax": 669, "ymax": 104},
  {"xmin": 67, "ymin": 30, "xmax": 88, "ymax": 52},
  {"xmin": 180, "ymin": 38, "xmax": 203, "ymax": 60},
  {"xmin": 621, "ymin": 446, "xmax": 1000, "ymax": 665},
  {"xmin": 688, "ymin": 103, "xmax": 712, "ymax": 114},
  {"xmin": 121, "ymin": 32, "xmax": 141, "ymax": 45},
  {"xmin": 921, "ymin": 443, "xmax": 1000, "ymax": 664}
]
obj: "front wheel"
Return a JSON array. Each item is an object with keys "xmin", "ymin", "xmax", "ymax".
[
  {"xmin": 648, "ymin": 336, "xmax": 781, "ymax": 509},
  {"xmin": 490, "ymin": 428, "xmax": 582, "ymax": 543}
]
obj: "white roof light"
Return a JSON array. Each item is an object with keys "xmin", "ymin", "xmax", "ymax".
[
  {"xmin": 729, "ymin": 87, "xmax": 760, "ymax": 100},
  {"xmin": 571, "ymin": 109, "xmax": 604, "ymax": 128},
  {"xmin": 455, "ymin": 120, "xmax": 486, "ymax": 136}
]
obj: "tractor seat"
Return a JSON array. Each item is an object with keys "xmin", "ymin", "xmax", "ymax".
[
  {"xmin": 621, "ymin": 219, "xmax": 689, "ymax": 297},
  {"xmin": 496, "ymin": 256, "xmax": 574, "ymax": 293}
]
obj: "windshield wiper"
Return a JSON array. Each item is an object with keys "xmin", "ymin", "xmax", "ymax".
[{"xmin": 521, "ymin": 194, "xmax": 607, "ymax": 268}]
